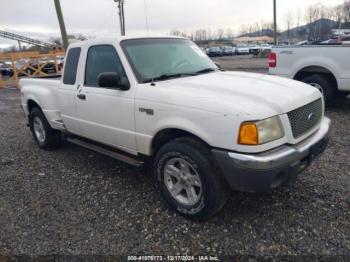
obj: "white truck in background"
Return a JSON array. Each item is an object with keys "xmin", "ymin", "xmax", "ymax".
[
  {"xmin": 20, "ymin": 36, "xmax": 330, "ymax": 219},
  {"xmin": 268, "ymin": 45, "xmax": 350, "ymax": 104}
]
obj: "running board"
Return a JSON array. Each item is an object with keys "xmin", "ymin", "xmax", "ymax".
[{"xmin": 66, "ymin": 137, "xmax": 143, "ymax": 167}]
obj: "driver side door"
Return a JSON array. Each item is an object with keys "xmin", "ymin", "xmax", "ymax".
[{"xmin": 75, "ymin": 44, "xmax": 137, "ymax": 153}]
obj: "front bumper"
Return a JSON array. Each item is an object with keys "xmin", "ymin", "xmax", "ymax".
[{"xmin": 213, "ymin": 117, "xmax": 331, "ymax": 193}]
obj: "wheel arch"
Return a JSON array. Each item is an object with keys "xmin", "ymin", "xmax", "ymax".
[
  {"xmin": 293, "ymin": 65, "xmax": 338, "ymax": 90},
  {"xmin": 151, "ymin": 128, "xmax": 210, "ymax": 156},
  {"xmin": 27, "ymin": 99, "xmax": 42, "ymax": 113}
]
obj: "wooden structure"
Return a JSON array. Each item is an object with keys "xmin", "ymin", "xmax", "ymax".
[{"xmin": 0, "ymin": 50, "xmax": 65, "ymax": 89}]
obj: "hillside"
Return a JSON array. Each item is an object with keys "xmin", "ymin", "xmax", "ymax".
[{"xmin": 241, "ymin": 19, "xmax": 348, "ymax": 41}]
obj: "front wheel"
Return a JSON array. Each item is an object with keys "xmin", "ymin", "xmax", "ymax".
[
  {"xmin": 29, "ymin": 107, "xmax": 63, "ymax": 150},
  {"xmin": 154, "ymin": 137, "xmax": 230, "ymax": 220}
]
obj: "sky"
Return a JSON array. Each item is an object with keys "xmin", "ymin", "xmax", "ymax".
[{"xmin": 0, "ymin": 0, "xmax": 345, "ymax": 48}]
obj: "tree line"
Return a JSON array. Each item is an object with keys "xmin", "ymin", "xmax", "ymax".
[{"xmin": 171, "ymin": 1, "xmax": 350, "ymax": 41}]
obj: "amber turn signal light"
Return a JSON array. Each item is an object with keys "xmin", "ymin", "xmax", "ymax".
[{"xmin": 238, "ymin": 123, "xmax": 258, "ymax": 145}]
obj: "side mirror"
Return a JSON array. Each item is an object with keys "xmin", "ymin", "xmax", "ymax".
[{"xmin": 98, "ymin": 72, "xmax": 130, "ymax": 90}]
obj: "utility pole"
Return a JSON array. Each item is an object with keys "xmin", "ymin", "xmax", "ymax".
[
  {"xmin": 144, "ymin": 0, "xmax": 150, "ymax": 36},
  {"xmin": 273, "ymin": 0, "xmax": 277, "ymax": 45},
  {"xmin": 54, "ymin": 0, "xmax": 69, "ymax": 50},
  {"xmin": 114, "ymin": 0, "xmax": 126, "ymax": 36}
]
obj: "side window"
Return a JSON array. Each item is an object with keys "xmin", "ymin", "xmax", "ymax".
[
  {"xmin": 63, "ymin": 47, "xmax": 81, "ymax": 85},
  {"xmin": 85, "ymin": 45, "xmax": 127, "ymax": 87}
]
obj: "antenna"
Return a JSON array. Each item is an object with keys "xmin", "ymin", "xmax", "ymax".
[{"xmin": 144, "ymin": 0, "xmax": 150, "ymax": 36}]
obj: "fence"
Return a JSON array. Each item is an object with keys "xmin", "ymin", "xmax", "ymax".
[{"xmin": 0, "ymin": 50, "xmax": 65, "ymax": 89}]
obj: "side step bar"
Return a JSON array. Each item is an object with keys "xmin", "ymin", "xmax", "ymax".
[{"xmin": 66, "ymin": 137, "xmax": 143, "ymax": 167}]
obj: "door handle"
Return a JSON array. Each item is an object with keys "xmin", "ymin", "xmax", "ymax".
[{"xmin": 77, "ymin": 93, "xmax": 86, "ymax": 100}]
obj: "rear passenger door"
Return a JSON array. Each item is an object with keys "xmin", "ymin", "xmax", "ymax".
[
  {"xmin": 75, "ymin": 44, "xmax": 137, "ymax": 153},
  {"xmin": 58, "ymin": 47, "xmax": 82, "ymax": 135}
]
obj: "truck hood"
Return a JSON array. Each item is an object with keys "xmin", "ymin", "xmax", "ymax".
[{"xmin": 151, "ymin": 71, "xmax": 322, "ymax": 119}]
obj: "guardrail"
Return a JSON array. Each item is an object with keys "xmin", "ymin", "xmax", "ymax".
[{"xmin": 0, "ymin": 50, "xmax": 65, "ymax": 89}]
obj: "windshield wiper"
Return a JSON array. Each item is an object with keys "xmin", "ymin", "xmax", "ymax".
[
  {"xmin": 143, "ymin": 72, "xmax": 195, "ymax": 83},
  {"xmin": 194, "ymin": 68, "xmax": 217, "ymax": 75},
  {"xmin": 143, "ymin": 68, "xmax": 218, "ymax": 84}
]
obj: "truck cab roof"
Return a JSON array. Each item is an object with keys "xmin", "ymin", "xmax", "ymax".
[{"xmin": 68, "ymin": 36, "xmax": 186, "ymax": 49}]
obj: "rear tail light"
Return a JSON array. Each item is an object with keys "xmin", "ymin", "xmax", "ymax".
[{"xmin": 268, "ymin": 52, "xmax": 277, "ymax": 68}]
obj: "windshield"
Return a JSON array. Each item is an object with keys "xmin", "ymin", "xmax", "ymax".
[{"xmin": 121, "ymin": 38, "xmax": 217, "ymax": 83}]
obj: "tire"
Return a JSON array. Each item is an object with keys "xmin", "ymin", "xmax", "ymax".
[
  {"xmin": 301, "ymin": 74, "xmax": 336, "ymax": 105},
  {"xmin": 154, "ymin": 137, "xmax": 230, "ymax": 220},
  {"xmin": 29, "ymin": 107, "xmax": 63, "ymax": 150},
  {"xmin": 338, "ymin": 92, "xmax": 350, "ymax": 98}
]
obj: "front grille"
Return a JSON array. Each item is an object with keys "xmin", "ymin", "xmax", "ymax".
[{"xmin": 288, "ymin": 98, "xmax": 323, "ymax": 138}]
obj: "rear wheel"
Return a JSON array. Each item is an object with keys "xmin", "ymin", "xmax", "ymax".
[
  {"xmin": 154, "ymin": 137, "xmax": 230, "ymax": 220},
  {"xmin": 338, "ymin": 92, "xmax": 350, "ymax": 98},
  {"xmin": 301, "ymin": 74, "xmax": 336, "ymax": 105},
  {"xmin": 29, "ymin": 107, "xmax": 63, "ymax": 150}
]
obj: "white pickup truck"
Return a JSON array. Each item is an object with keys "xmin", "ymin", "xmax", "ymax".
[
  {"xmin": 21, "ymin": 37, "xmax": 330, "ymax": 219},
  {"xmin": 269, "ymin": 45, "xmax": 350, "ymax": 104}
]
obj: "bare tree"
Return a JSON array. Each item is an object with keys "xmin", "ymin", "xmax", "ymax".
[
  {"xmin": 217, "ymin": 28, "xmax": 225, "ymax": 40},
  {"xmin": 70, "ymin": 34, "xmax": 87, "ymax": 41},
  {"xmin": 296, "ymin": 8, "xmax": 302, "ymax": 28},
  {"xmin": 317, "ymin": 6, "xmax": 333, "ymax": 39},
  {"xmin": 295, "ymin": 8, "xmax": 305, "ymax": 37},
  {"xmin": 170, "ymin": 29, "xmax": 182, "ymax": 37},
  {"xmin": 253, "ymin": 22, "xmax": 260, "ymax": 36},
  {"xmin": 225, "ymin": 28, "xmax": 234, "ymax": 39},
  {"xmin": 180, "ymin": 30, "xmax": 188, "ymax": 38},
  {"xmin": 333, "ymin": 5, "xmax": 345, "ymax": 22},
  {"xmin": 176, "ymin": 1, "xmax": 349, "ymax": 43},
  {"xmin": 10, "ymin": 45, "xmax": 18, "ymax": 52},
  {"xmin": 50, "ymin": 37, "xmax": 63, "ymax": 46},
  {"xmin": 344, "ymin": 0, "xmax": 350, "ymax": 24},
  {"xmin": 304, "ymin": 4, "xmax": 322, "ymax": 40},
  {"xmin": 188, "ymin": 31, "xmax": 194, "ymax": 41},
  {"xmin": 194, "ymin": 29, "xmax": 207, "ymax": 41},
  {"xmin": 239, "ymin": 25, "xmax": 247, "ymax": 36},
  {"xmin": 285, "ymin": 10, "xmax": 295, "ymax": 38},
  {"xmin": 206, "ymin": 29, "xmax": 212, "ymax": 40}
]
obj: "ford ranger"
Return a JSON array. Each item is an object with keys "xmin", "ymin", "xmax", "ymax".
[{"xmin": 20, "ymin": 37, "xmax": 330, "ymax": 219}]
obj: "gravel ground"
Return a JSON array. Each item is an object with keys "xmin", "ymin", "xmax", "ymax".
[{"xmin": 0, "ymin": 67, "xmax": 349, "ymax": 258}]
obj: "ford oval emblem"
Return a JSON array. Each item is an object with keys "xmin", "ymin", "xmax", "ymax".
[{"xmin": 308, "ymin": 113, "xmax": 315, "ymax": 121}]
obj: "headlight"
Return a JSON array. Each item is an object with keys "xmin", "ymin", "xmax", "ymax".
[{"xmin": 238, "ymin": 116, "xmax": 284, "ymax": 145}]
